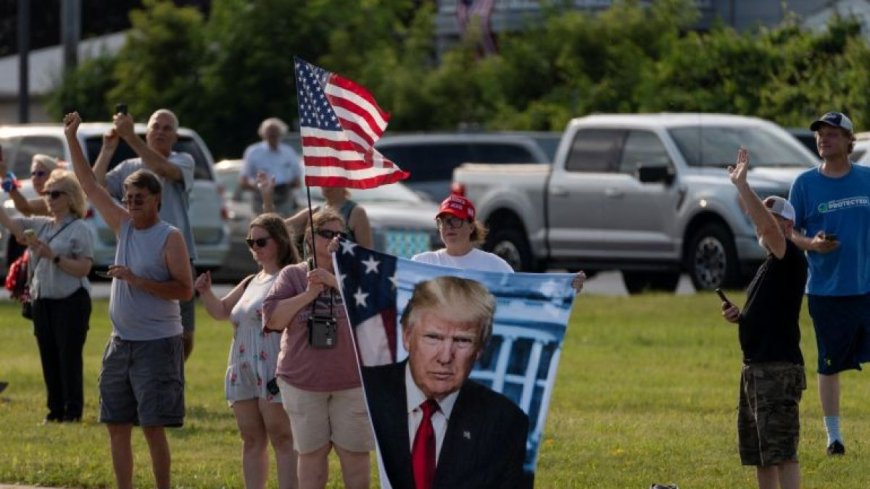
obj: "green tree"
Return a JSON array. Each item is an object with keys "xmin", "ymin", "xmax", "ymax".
[
  {"xmin": 108, "ymin": 0, "xmax": 206, "ymax": 126},
  {"xmin": 44, "ymin": 51, "xmax": 118, "ymax": 121}
]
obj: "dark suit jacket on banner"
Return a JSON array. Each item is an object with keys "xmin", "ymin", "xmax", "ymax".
[{"xmin": 362, "ymin": 360, "xmax": 530, "ymax": 489}]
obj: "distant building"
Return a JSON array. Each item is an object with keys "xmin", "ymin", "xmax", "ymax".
[{"xmin": 0, "ymin": 32, "xmax": 124, "ymax": 123}]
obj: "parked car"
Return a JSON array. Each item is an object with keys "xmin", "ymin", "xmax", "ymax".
[
  {"xmin": 786, "ymin": 127, "xmax": 818, "ymax": 157},
  {"xmin": 452, "ymin": 113, "xmax": 820, "ymax": 292},
  {"xmin": 212, "ymin": 159, "xmax": 442, "ymax": 282},
  {"xmin": 0, "ymin": 123, "xmax": 230, "ymax": 272},
  {"xmin": 374, "ymin": 132, "xmax": 556, "ymax": 202}
]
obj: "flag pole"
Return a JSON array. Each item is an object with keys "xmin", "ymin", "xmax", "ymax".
[{"xmin": 305, "ymin": 185, "xmax": 318, "ymax": 270}]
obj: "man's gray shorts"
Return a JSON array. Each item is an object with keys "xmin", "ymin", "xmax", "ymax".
[{"xmin": 99, "ymin": 335, "xmax": 185, "ymax": 427}]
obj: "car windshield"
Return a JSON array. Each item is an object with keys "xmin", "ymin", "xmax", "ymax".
[{"xmin": 668, "ymin": 126, "xmax": 816, "ymax": 168}]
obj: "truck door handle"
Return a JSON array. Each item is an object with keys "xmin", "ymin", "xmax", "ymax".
[
  {"xmin": 550, "ymin": 186, "xmax": 568, "ymax": 197},
  {"xmin": 604, "ymin": 188, "xmax": 624, "ymax": 198}
]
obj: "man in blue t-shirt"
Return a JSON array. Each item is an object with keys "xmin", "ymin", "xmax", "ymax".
[{"xmin": 788, "ymin": 111, "xmax": 870, "ymax": 457}]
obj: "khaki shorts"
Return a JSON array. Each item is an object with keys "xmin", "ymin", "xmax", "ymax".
[
  {"xmin": 277, "ymin": 378, "xmax": 373, "ymax": 454},
  {"xmin": 738, "ymin": 362, "xmax": 805, "ymax": 467}
]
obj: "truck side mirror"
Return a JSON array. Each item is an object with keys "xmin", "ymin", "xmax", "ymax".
[{"xmin": 636, "ymin": 165, "xmax": 674, "ymax": 185}]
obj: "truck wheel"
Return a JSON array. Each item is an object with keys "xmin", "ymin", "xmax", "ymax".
[
  {"xmin": 622, "ymin": 271, "xmax": 680, "ymax": 294},
  {"xmin": 687, "ymin": 223, "xmax": 739, "ymax": 291},
  {"xmin": 486, "ymin": 227, "xmax": 535, "ymax": 272}
]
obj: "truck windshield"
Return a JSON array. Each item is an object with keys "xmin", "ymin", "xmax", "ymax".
[{"xmin": 668, "ymin": 126, "xmax": 815, "ymax": 168}]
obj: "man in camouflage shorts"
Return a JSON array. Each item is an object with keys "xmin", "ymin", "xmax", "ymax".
[{"xmin": 721, "ymin": 148, "xmax": 806, "ymax": 489}]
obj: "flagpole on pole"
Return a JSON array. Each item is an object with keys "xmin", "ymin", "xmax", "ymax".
[{"xmin": 305, "ymin": 185, "xmax": 318, "ymax": 270}]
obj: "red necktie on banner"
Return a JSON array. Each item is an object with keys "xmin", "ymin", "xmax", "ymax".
[{"xmin": 411, "ymin": 399, "xmax": 438, "ymax": 489}]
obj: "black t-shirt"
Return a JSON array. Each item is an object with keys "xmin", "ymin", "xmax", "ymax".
[{"xmin": 739, "ymin": 240, "xmax": 807, "ymax": 365}]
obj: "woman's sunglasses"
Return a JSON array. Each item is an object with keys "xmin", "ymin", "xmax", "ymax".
[
  {"xmin": 31, "ymin": 170, "xmax": 48, "ymax": 178},
  {"xmin": 245, "ymin": 237, "xmax": 271, "ymax": 249},
  {"xmin": 46, "ymin": 190, "xmax": 66, "ymax": 200},
  {"xmin": 315, "ymin": 229, "xmax": 345, "ymax": 240}
]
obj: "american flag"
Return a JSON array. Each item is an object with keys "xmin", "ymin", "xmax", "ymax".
[
  {"xmin": 333, "ymin": 239, "xmax": 577, "ymax": 477},
  {"xmin": 294, "ymin": 57, "xmax": 409, "ymax": 189}
]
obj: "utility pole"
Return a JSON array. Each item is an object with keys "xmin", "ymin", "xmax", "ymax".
[
  {"xmin": 62, "ymin": 0, "xmax": 81, "ymax": 72},
  {"xmin": 17, "ymin": 0, "xmax": 30, "ymax": 123}
]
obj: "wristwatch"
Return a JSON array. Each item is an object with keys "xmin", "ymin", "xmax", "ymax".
[{"xmin": 53, "ymin": 255, "xmax": 61, "ymax": 265}]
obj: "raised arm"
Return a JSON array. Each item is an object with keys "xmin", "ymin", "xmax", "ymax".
[
  {"xmin": 8, "ymin": 189, "xmax": 48, "ymax": 216},
  {"xmin": 256, "ymin": 171, "xmax": 276, "ymax": 213},
  {"xmin": 92, "ymin": 128, "xmax": 120, "ymax": 187},
  {"xmin": 63, "ymin": 112, "xmax": 129, "ymax": 234},
  {"xmin": 728, "ymin": 147, "xmax": 785, "ymax": 258},
  {"xmin": 194, "ymin": 270, "xmax": 248, "ymax": 320},
  {"xmin": 114, "ymin": 114, "xmax": 183, "ymax": 181},
  {"xmin": 284, "ymin": 208, "xmax": 310, "ymax": 237},
  {"xmin": 0, "ymin": 199, "xmax": 26, "ymax": 243}
]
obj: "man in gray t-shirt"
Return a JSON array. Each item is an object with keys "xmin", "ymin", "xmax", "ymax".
[{"xmin": 94, "ymin": 108, "xmax": 198, "ymax": 360}]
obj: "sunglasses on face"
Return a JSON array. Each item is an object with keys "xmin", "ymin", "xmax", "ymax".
[
  {"xmin": 436, "ymin": 216, "xmax": 468, "ymax": 229},
  {"xmin": 31, "ymin": 170, "xmax": 48, "ymax": 178},
  {"xmin": 45, "ymin": 190, "xmax": 66, "ymax": 200},
  {"xmin": 121, "ymin": 194, "xmax": 151, "ymax": 206},
  {"xmin": 245, "ymin": 237, "xmax": 271, "ymax": 249},
  {"xmin": 315, "ymin": 229, "xmax": 345, "ymax": 240}
]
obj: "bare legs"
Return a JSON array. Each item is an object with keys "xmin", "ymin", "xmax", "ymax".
[
  {"xmin": 107, "ymin": 423, "xmax": 171, "ymax": 489},
  {"xmin": 818, "ymin": 373, "xmax": 840, "ymax": 416},
  {"xmin": 296, "ymin": 443, "xmax": 369, "ymax": 489},
  {"xmin": 756, "ymin": 461, "xmax": 800, "ymax": 489},
  {"xmin": 234, "ymin": 399, "xmax": 298, "ymax": 489}
]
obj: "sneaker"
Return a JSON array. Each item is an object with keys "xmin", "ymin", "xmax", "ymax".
[{"xmin": 827, "ymin": 440, "xmax": 845, "ymax": 456}]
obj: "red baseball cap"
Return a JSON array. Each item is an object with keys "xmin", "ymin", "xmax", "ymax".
[{"xmin": 438, "ymin": 194, "xmax": 476, "ymax": 221}]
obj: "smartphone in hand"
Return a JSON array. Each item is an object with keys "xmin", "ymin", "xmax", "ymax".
[
  {"xmin": 115, "ymin": 103, "xmax": 127, "ymax": 115},
  {"xmin": 94, "ymin": 270, "xmax": 112, "ymax": 279},
  {"xmin": 824, "ymin": 233, "xmax": 838, "ymax": 242},
  {"xmin": 715, "ymin": 288, "xmax": 732, "ymax": 309}
]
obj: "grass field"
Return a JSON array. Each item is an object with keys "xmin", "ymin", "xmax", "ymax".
[{"xmin": 1, "ymin": 293, "xmax": 869, "ymax": 488}]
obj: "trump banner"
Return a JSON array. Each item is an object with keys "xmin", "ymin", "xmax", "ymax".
[{"xmin": 333, "ymin": 241, "xmax": 576, "ymax": 486}]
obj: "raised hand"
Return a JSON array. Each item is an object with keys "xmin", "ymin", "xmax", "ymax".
[
  {"xmin": 194, "ymin": 271, "xmax": 212, "ymax": 293},
  {"xmin": 102, "ymin": 128, "xmax": 120, "ymax": 152},
  {"xmin": 728, "ymin": 147, "xmax": 749, "ymax": 186},
  {"xmin": 256, "ymin": 171, "xmax": 275, "ymax": 195},
  {"xmin": 113, "ymin": 113, "xmax": 135, "ymax": 140},
  {"xmin": 63, "ymin": 112, "xmax": 81, "ymax": 136}
]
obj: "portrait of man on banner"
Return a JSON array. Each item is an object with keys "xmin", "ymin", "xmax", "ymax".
[{"xmin": 334, "ymin": 243, "xmax": 577, "ymax": 489}]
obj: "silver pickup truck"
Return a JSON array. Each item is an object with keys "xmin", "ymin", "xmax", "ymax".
[{"xmin": 452, "ymin": 113, "xmax": 819, "ymax": 292}]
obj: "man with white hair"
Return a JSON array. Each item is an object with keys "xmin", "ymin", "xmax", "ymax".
[
  {"xmin": 722, "ymin": 148, "xmax": 807, "ymax": 489},
  {"xmin": 241, "ymin": 117, "xmax": 303, "ymax": 216},
  {"xmin": 93, "ymin": 108, "xmax": 198, "ymax": 361}
]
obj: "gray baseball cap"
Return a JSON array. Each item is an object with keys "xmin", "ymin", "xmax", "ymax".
[{"xmin": 810, "ymin": 112, "xmax": 854, "ymax": 134}]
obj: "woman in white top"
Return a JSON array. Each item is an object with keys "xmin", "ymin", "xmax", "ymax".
[
  {"xmin": 195, "ymin": 213, "xmax": 300, "ymax": 489},
  {"xmin": 413, "ymin": 194, "xmax": 586, "ymax": 290}
]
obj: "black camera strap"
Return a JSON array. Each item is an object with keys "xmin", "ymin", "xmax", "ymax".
[
  {"xmin": 308, "ymin": 289, "xmax": 336, "ymax": 318},
  {"xmin": 306, "ymin": 259, "xmax": 336, "ymax": 318}
]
